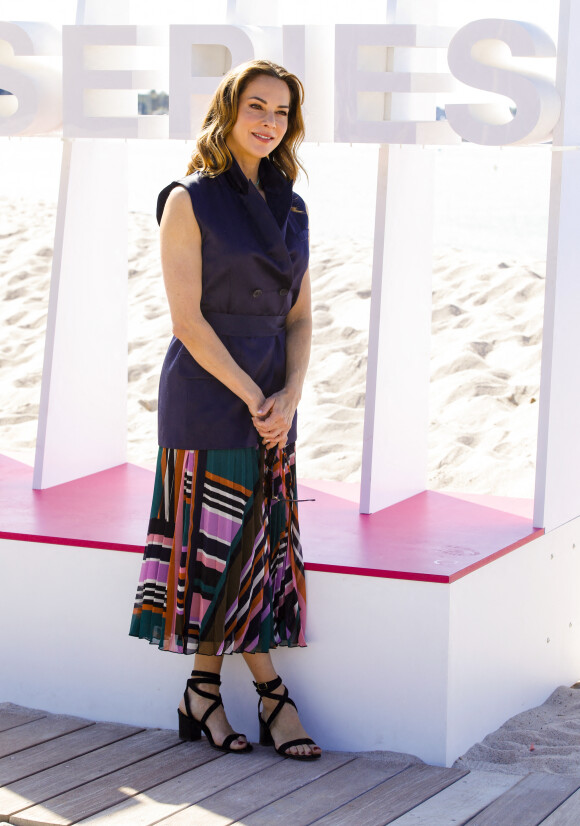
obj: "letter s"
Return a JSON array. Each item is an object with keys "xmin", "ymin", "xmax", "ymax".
[
  {"xmin": 445, "ymin": 19, "xmax": 560, "ymax": 146},
  {"xmin": 0, "ymin": 22, "xmax": 62, "ymax": 136}
]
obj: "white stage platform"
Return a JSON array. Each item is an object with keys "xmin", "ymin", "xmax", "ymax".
[{"xmin": 1, "ymin": 455, "xmax": 579, "ymax": 766}]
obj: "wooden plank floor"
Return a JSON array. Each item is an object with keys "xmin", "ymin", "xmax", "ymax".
[{"xmin": 1, "ymin": 703, "xmax": 580, "ymax": 825}]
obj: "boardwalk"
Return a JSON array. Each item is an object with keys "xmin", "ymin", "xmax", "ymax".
[{"xmin": 1, "ymin": 703, "xmax": 580, "ymax": 825}]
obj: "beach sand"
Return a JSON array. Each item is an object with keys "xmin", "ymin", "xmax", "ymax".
[{"xmin": 454, "ymin": 686, "xmax": 580, "ymax": 777}]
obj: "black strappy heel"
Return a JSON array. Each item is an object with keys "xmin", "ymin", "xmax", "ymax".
[
  {"xmin": 254, "ymin": 676, "xmax": 321, "ymax": 761},
  {"xmin": 178, "ymin": 669, "xmax": 252, "ymax": 753}
]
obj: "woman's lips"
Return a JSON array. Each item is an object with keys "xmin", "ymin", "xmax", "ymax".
[{"xmin": 252, "ymin": 132, "xmax": 274, "ymax": 143}]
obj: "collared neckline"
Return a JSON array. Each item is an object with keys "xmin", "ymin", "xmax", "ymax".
[
  {"xmin": 222, "ymin": 152, "xmax": 294, "ymax": 235},
  {"xmin": 224, "ymin": 153, "xmax": 292, "ymax": 198}
]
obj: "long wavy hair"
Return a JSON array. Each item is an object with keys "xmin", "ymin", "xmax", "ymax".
[{"xmin": 186, "ymin": 59, "xmax": 306, "ymax": 182}]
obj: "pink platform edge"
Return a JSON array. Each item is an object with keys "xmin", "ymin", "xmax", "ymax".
[{"xmin": 0, "ymin": 454, "xmax": 543, "ymax": 584}]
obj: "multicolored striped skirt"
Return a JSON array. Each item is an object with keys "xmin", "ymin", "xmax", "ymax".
[{"xmin": 129, "ymin": 443, "xmax": 307, "ymax": 655}]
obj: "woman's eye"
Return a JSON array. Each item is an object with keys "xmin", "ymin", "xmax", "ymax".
[
  {"xmin": 250, "ymin": 103, "xmax": 262, "ymax": 110},
  {"xmin": 277, "ymin": 111, "xmax": 288, "ymax": 117}
]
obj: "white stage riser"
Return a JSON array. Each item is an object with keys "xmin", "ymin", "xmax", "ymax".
[{"xmin": 2, "ymin": 522, "xmax": 579, "ymax": 766}]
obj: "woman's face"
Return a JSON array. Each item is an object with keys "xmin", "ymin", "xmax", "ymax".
[{"xmin": 226, "ymin": 74, "xmax": 291, "ymax": 173}]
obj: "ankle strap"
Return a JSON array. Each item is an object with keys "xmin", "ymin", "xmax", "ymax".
[
  {"xmin": 190, "ymin": 669, "xmax": 221, "ymax": 685},
  {"xmin": 253, "ymin": 676, "xmax": 282, "ymax": 694}
]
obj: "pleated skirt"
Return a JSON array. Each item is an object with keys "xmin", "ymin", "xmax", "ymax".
[{"xmin": 129, "ymin": 443, "xmax": 307, "ymax": 655}]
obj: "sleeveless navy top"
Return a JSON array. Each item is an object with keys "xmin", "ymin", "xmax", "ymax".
[{"xmin": 156, "ymin": 156, "xmax": 309, "ymax": 450}]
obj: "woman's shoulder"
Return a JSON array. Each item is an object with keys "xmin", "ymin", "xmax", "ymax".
[
  {"xmin": 168, "ymin": 170, "xmax": 210, "ymax": 193},
  {"xmin": 156, "ymin": 172, "xmax": 218, "ymax": 225},
  {"xmin": 157, "ymin": 180, "xmax": 186, "ymax": 225},
  {"xmin": 162, "ymin": 184, "xmax": 192, "ymax": 214},
  {"xmin": 160, "ymin": 169, "xmax": 214, "ymax": 196}
]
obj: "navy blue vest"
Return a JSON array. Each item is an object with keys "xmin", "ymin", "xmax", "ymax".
[{"xmin": 156, "ymin": 156, "xmax": 309, "ymax": 449}]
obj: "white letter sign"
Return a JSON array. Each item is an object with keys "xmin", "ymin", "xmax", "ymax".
[
  {"xmin": 445, "ymin": 19, "xmax": 560, "ymax": 146},
  {"xmin": 0, "ymin": 22, "xmax": 61, "ymax": 136},
  {"xmin": 63, "ymin": 25, "xmax": 167, "ymax": 139},
  {"xmin": 334, "ymin": 24, "xmax": 459, "ymax": 144},
  {"xmin": 0, "ymin": 19, "xmax": 565, "ymax": 146},
  {"xmin": 168, "ymin": 25, "xmax": 255, "ymax": 139}
]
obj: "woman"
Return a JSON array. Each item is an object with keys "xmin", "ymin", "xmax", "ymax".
[{"xmin": 129, "ymin": 59, "xmax": 320, "ymax": 761}]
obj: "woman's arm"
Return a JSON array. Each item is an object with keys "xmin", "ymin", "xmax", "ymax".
[
  {"xmin": 160, "ymin": 186, "xmax": 266, "ymax": 416},
  {"xmin": 253, "ymin": 270, "xmax": 312, "ymax": 449}
]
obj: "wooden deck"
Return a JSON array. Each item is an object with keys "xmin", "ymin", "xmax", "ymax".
[{"xmin": 1, "ymin": 703, "xmax": 580, "ymax": 825}]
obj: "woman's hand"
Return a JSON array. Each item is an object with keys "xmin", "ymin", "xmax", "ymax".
[
  {"xmin": 248, "ymin": 391, "xmax": 288, "ymax": 449},
  {"xmin": 247, "ymin": 392, "xmax": 268, "ymax": 421},
  {"xmin": 250, "ymin": 268, "xmax": 312, "ymax": 452},
  {"xmin": 252, "ymin": 388, "xmax": 299, "ymax": 450}
]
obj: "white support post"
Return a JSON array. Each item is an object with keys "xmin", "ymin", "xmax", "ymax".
[
  {"xmin": 360, "ymin": 144, "xmax": 435, "ymax": 513},
  {"xmin": 359, "ymin": 0, "xmax": 440, "ymax": 513},
  {"xmin": 533, "ymin": 0, "xmax": 580, "ymax": 531},
  {"xmin": 33, "ymin": 0, "xmax": 130, "ymax": 488},
  {"xmin": 33, "ymin": 139, "xmax": 129, "ymax": 489}
]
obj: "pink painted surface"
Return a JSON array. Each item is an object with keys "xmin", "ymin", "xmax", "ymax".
[
  {"xmin": 300, "ymin": 488, "xmax": 542, "ymax": 583},
  {"xmin": 0, "ymin": 455, "xmax": 153, "ymax": 553},
  {"xmin": 0, "ymin": 455, "xmax": 543, "ymax": 583},
  {"xmin": 441, "ymin": 489, "xmax": 535, "ymax": 520}
]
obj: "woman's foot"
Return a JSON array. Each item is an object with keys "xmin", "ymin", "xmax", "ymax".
[
  {"xmin": 178, "ymin": 674, "xmax": 249, "ymax": 751},
  {"xmin": 259, "ymin": 680, "xmax": 321, "ymax": 759}
]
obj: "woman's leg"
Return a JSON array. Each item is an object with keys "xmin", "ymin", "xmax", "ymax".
[
  {"xmin": 243, "ymin": 652, "xmax": 321, "ymax": 757},
  {"xmin": 179, "ymin": 653, "xmax": 248, "ymax": 749}
]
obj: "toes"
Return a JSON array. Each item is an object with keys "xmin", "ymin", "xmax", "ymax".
[
  {"xmin": 288, "ymin": 743, "xmax": 322, "ymax": 757},
  {"xmin": 286, "ymin": 744, "xmax": 313, "ymax": 757},
  {"xmin": 227, "ymin": 738, "xmax": 246, "ymax": 751}
]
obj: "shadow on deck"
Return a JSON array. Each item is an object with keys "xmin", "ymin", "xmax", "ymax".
[{"xmin": 1, "ymin": 703, "xmax": 580, "ymax": 825}]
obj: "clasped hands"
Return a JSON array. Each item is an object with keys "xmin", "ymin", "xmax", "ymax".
[{"xmin": 250, "ymin": 389, "xmax": 298, "ymax": 451}]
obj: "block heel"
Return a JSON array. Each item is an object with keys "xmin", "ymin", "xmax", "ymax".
[
  {"xmin": 178, "ymin": 708, "xmax": 202, "ymax": 741},
  {"xmin": 177, "ymin": 669, "xmax": 252, "ymax": 754},
  {"xmin": 258, "ymin": 716, "xmax": 274, "ymax": 747}
]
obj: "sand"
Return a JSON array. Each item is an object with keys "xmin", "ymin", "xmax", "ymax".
[
  {"xmin": 454, "ymin": 686, "xmax": 580, "ymax": 777},
  {"xmin": 0, "ymin": 197, "xmax": 56, "ymax": 465},
  {"xmin": 358, "ymin": 687, "xmax": 580, "ymax": 781},
  {"xmin": 428, "ymin": 250, "xmax": 544, "ymax": 497}
]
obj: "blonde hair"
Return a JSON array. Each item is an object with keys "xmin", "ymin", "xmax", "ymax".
[{"xmin": 186, "ymin": 59, "xmax": 305, "ymax": 182}]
